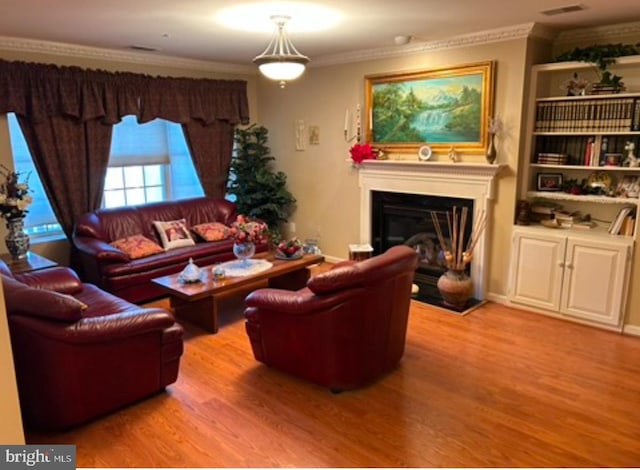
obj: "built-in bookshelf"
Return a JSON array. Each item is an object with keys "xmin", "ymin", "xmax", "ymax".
[
  {"xmin": 520, "ymin": 56, "xmax": 640, "ymax": 239},
  {"xmin": 510, "ymin": 56, "xmax": 640, "ymax": 330}
]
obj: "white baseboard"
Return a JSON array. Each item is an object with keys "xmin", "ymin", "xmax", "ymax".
[
  {"xmin": 322, "ymin": 254, "xmax": 345, "ymax": 264},
  {"xmin": 485, "ymin": 292, "xmax": 508, "ymax": 304},
  {"xmin": 622, "ymin": 324, "xmax": 640, "ymax": 337}
]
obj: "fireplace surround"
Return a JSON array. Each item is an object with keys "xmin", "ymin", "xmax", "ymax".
[
  {"xmin": 358, "ymin": 160, "xmax": 502, "ymax": 300},
  {"xmin": 371, "ymin": 190, "xmax": 474, "ymax": 301}
]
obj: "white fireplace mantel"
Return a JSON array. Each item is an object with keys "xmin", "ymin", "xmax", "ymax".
[{"xmin": 358, "ymin": 160, "xmax": 505, "ymax": 299}]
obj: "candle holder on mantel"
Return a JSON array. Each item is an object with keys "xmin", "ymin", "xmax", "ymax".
[{"xmin": 343, "ymin": 105, "xmax": 362, "ymax": 143}]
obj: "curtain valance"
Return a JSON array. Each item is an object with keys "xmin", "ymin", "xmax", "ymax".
[{"xmin": 0, "ymin": 59, "xmax": 249, "ymax": 125}]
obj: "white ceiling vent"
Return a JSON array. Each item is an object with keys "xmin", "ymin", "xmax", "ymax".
[
  {"xmin": 128, "ymin": 45, "xmax": 160, "ymax": 52},
  {"xmin": 541, "ymin": 4, "xmax": 587, "ymax": 16}
]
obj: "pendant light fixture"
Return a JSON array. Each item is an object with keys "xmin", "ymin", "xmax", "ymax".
[{"xmin": 253, "ymin": 15, "xmax": 309, "ymax": 88}]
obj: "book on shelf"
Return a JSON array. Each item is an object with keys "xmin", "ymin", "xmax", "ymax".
[
  {"xmin": 573, "ymin": 220, "xmax": 597, "ymax": 230},
  {"xmin": 608, "ymin": 206, "xmax": 636, "ymax": 235},
  {"xmin": 633, "ymin": 98, "xmax": 640, "ymax": 132},
  {"xmin": 621, "ymin": 215, "xmax": 635, "ymax": 236},
  {"xmin": 534, "ymin": 97, "xmax": 638, "ymax": 133},
  {"xmin": 583, "ymin": 137, "xmax": 594, "ymax": 166}
]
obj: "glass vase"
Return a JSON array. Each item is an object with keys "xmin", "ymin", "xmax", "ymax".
[
  {"xmin": 5, "ymin": 217, "xmax": 30, "ymax": 260},
  {"xmin": 486, "ymin": 133, "xmax": 497, "ymax": 164},
  {"xmin": 233, "ymin": 241, "xmax": 255, "ymax": 265}
]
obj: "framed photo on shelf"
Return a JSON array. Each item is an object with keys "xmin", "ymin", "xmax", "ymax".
[
  {"xmin": 364, "ymin": 61, "xmax": 495, "ymax": 154},
  {"xmin": 615, "ymin": 175, "xmax": 640, "ymax": 198},
  {"xmin": 537, "ymin": 173, "xmax": 563, "ymax": 191}
]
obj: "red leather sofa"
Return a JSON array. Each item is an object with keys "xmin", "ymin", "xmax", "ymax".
[
  {"xmin": 244, "ymin": 245, "xmax": 418, "ymax": 391},
  {"xmin": 72, "ymin": 197, "xmax": 266, "ymax": 303},
  {"xmin": 1, "ymin": 261, "xmax": 183, "ymax": 430}
]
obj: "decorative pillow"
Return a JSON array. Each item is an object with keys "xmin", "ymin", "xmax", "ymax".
[
  {"xmin": 1, "ymin": 274, "xmax": 87, "ymax": 322},
  {"xmin": 192, "ymin": 222, "xmax": 231, "ymax": 242},
  {"xmin": 110, "ymin": 234, "xmax": 164, "ymax": 259},
  {"xmin": 152, "ymin": 219, "xmax": 196, "ymax": 250}
]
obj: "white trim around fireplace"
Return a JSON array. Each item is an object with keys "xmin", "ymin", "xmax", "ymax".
[{"xmin": 358, "ymin": 160, "xmax": 504, "ymax": 299}]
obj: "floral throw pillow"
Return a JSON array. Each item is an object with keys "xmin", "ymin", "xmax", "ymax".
[
  {"xmin": 152, "ymin": 219, "xmax": 196, "ymax": 250},
  {"xmin": 111, "ymin": 234, "xmax": 164, "ymax": 259},
  {"xmin": 192, "ymin": 222, "xmax": 231, "ymax": 242}
]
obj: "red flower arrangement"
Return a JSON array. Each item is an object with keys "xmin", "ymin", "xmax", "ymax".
[
  {"xmin": 349, "ymin": 143, "xmax": 377, "ymax": 165},
  {"xmin": 229, "ymin": 215, "xmax": 267, "ymax": 244}
]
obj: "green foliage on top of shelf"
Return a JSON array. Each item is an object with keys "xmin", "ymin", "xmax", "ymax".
[
  {"xmin": 554, "ymin": 43, "xmax": 640, "ymax": 88},
  {"xmin": 226, "ymin": 124, "xmax": 296, "ymax": 238}
]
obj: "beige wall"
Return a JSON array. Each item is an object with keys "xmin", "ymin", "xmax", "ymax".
[{"xmin": 257, "ymin": 38, "xmax": 531, "ymax": 299}]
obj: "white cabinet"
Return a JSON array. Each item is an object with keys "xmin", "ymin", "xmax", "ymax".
[{"xmin": 509, "ymin": 226, "xmax": 631, "ymax": 329}]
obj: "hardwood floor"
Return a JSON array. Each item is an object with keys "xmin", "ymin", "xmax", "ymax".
[{"xmin": 26, "ymin": 270, "xmax": 640, "ymax": 467}]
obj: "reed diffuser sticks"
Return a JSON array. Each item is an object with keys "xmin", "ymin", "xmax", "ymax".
[{"xmin": 430, "ymin": 207, "xmax": 487, "ymax": 271}]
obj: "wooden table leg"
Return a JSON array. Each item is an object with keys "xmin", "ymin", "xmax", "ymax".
[
  {"xmin": 268, "ymin": 267, "xmax": 310, "ymax": 290},
  {"xmin": 170, "ymin": 296, "xmax": 219, "ymax": 333}
]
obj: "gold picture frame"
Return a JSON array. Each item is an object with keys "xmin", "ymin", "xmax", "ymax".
[{"xmin": 365, "ymin": 61, "xmax": 495, "ymax": 154}]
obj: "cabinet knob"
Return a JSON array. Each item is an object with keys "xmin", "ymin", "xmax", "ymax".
[
  {"xmin": 566, "ymin": 263, "xmax": 573, "ymax": 269},
  {"xmin": 558, "ymin": 261, "xmax": 564, "ymax": 267}
]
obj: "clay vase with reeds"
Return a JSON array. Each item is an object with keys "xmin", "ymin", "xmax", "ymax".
[{"xmin": 437, "ymin": 269, "xmax": 473, "ymax": 309}]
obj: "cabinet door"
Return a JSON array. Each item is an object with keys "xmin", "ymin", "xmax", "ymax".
[
  {"xmin": 509, "ymin": 231, "xmax": 566, "ymax": 311},
  {"xmin": 561, "ymin": 239, "xmax": 629, "ymax": 326}
]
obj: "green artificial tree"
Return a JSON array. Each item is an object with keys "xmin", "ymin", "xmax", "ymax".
[{"xmin": 227, "ymin": 124, "xmax": 296, "ymax": 240}]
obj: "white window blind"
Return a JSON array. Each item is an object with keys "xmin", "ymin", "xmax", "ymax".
[
  {"xmin": 109, "ymin": 116, "xmax": 170, "ymax": 166},
  {"xmin": 104, "ymin": 116, "xmax": 203, "ymax": 208},
  {"xmin": 167, "ymin": 123, "xmax": 204, "ymax": 200}
]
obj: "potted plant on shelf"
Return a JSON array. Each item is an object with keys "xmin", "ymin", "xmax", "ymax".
[{"xmin": 554, "ymin": 43, "xmax": 640, "ymax": 94}]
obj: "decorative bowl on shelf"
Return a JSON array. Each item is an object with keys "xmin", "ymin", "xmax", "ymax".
[{"xmin": 275, "ymin": 238, "xmax": 303, "ymax": 260}]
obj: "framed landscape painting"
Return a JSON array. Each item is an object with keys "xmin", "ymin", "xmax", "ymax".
[{"xmin": 365, "ymin": 61, "xmax": 495, "ymax": 153}]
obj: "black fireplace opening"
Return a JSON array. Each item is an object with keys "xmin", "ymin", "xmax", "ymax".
[{"xmin": 371, "ymin": 190, "xmax": 475, "ymax": 305}]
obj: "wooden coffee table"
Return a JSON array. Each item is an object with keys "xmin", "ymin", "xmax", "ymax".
[{"xmin": 151, "ymin": 252, "xmax": 324, "ymax": 333}]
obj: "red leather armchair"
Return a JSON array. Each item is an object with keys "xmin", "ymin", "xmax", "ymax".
[
  {"xmin": 244, "ymin": 245, "xmax": 418, "ymax": 391},
  {"xmin": 1, "ymin": 261, "xmax": 183, "ymax": 430}
]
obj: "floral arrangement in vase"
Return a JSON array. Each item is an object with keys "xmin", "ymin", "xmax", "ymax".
[
  {"xmin": 0, "ymin": 165, "xmax": 32, "ymax": 223},
  {"xmin": 562, "ymin": 73, "xmax": 590, "ymax": 96},
  {"xmin": 229, "ymin": 214, "xmax": 268, "ymax": 244},
  {"xmin": 349, "ymin": 142, "xmax": 377, "ymax": 165}
]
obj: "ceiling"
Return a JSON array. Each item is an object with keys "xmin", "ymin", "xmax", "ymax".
[{"xmin": 1, "ymin": 0, "xmax": 640, "ymax": 67}]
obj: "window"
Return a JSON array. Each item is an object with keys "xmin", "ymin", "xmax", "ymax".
[
  {"xmin": 6, "ymin": 114, "xmax": 62, "ymax": 238},
  {"xmin": 5, "ymin": 114, "xmax": 204, "ymax": 238},
  {"xmin": 104, "ymin": 116, "xmax": 203, "ymax": 208},
  {"xmin": 103, "ymin": 164, "xmax": 165, "ymax": 208}
]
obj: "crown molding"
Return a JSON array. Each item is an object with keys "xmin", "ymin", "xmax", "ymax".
[
  {"xmin": 0, "ymin": 35, "xmax": 256, "ymax": 75},
  {"xmin": 554, "ymin": 20, "xmax": 640, "ymax": 46},
  {"xmin": 0, "ymin": 22, "xmax": 554, "ymax": 74},
  {"xmin": 312, "ymin": 23, "xmax": 550, "ymax": 67}
]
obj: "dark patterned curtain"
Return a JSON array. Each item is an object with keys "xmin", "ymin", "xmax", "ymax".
[{"xmin": 0, "ymin": 59, "xmax": 249, "ymax": 236}]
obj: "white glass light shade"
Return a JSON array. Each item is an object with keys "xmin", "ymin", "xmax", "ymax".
[
  {"xmin": 257, "ymin": 61, "xmax": 306, "ymax": 81},
  {"xmin": 253, "ymin": 15, "xmax": 309, "ymax": 86}
]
